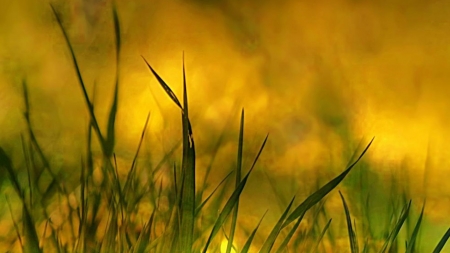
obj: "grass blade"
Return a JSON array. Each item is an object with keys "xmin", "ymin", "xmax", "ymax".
[
  {"xmin": 282, "ymin": 137, "xmax": 374, "ymax": 229},
  {"xmin": 433, "ymin": 228, "xmax": 450, "ymax": 253},
  {"xmin": 226, "ymin": 109, "xmax": 245, "ymax": 253},
  {"xmin": 339, "ymin": 191, "xmax": 359, "ymax": 253},
  {"xmin": 202, "ymin": 135, "xmax": 268, "ymax": 253},
  {"xmin": 312, "ymin": 219, "xmax": 332, "ymax": 253},
  {"xmin": 406, "ymin": 202, "xmax": 425, "ymax": 253},
  {"xmin": 379, "ymin": 200, "xmax": 411, "ymax": 253},
  {"xmin": 259, "ymin": 196, "xmax": 296, "ymax": 253},
  {"xmin": 241, "ymin": 210, "xmax": 268, "ymax": 253}
]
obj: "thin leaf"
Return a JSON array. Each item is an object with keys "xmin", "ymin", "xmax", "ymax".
[
  {"xmin": 433, "ymin": 228, "xmax": 450, "ymax": 253},
  {"xmin": 339, "ymin": 191, "xmax": 359, "ymax": 253},
  {"xmin": 241, "ymin": 210, "xmax": 268, "ymax": 253},
  {"xmin": 282, "ymin": 137, "xmax": 374, "ymax": 229}
]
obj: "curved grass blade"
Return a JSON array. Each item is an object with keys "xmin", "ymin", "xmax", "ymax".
[
  {"xmin": 433, "ymin": 228, "xmax": 450, "ymax": 253},
  {"xmin": 282, "ymin": 137, "xmax": 374, "ymax": 229},
  {"xmin": 241, "ymin": 210, "xmax": 268, "ymax": 253},
  {"xmin": 226, "ymin": 109, "xmax": 245, "ymax": 253},
  {"xmin": 259, "ymin": 196, "xmax": 296, "ymax": 253},
  {"xmin": 406, "ymin": 202, "xmax": 425, "ymax": 253},
  {"xmin": 50, "ymin": 5, "xmax": 107, "ymax": 155},
  {"xmin": 202, "ymin": 135, "xmax": 268, "ymax": 253},
  {"xmin": 312, "ymin": 219, "xmax": 332, "ymax": 253},
  {"xmin": 196, "ymin": 171, "xmax": 233, "ymax": 216},
  {"xmin": 274, "ymin": 209, "xmax": 304, "ymax": 253},
  {"xmin": 339, "ymin": 191, "xmax": 359, "ymax": 253},
  {"xmin": 142, "ymin": 56, "xmax": 182, "ymax": 110},
  {"xmin": 379, "ymin": 200, "xmax": 411, "ymax": 253}
]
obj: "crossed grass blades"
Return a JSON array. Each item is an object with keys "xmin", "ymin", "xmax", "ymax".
[{"xmin": 0, "ymin": 4, "xmax": 450, "ymax": 253}]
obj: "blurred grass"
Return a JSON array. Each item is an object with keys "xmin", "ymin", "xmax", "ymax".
[{"xmin": 0, "ymin": 3, "xmax": 450, "ymax": 253}]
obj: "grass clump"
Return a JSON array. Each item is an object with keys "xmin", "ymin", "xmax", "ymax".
[{"xmin": 0, "ymin": 4, "xmax": 450, "ymax": 253}]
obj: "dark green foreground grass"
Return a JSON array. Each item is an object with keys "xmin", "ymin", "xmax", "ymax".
[{"xmin": 0, "ymin": 4, "xmax": 450, "ymax": 253}]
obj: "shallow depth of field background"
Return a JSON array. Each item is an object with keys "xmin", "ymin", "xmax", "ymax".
[{"xmin": 1, "ymin": 0, "xmax": 450, "ymax": 251}]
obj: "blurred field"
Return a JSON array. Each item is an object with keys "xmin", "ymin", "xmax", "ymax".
[{"xmin": 1, "ymin": 0, "xmax": 450, "ymax": 252}]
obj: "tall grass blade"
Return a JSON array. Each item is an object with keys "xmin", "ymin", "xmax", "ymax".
[
  {"xmin": 282, "ymin": 137, "xmax": 374, "ymax": 229},
  {"xmin": 339, "ymin": 191, "xmax": 359, "ymax": 253},
  {"xmin": 226, "ymin": 109, "xmax": 245, "ymax": 253},
  {"xmin": 241, "ymin": 210, "xmax": 268, "ymax": 253},
  {"xmin": 50, "ymin": 5, "xmax": 107, "ymax": 154},
  {"xmin": 195, "ymin": 171, "xmax": 233, "ymax": 216},
  {"xmin": 202, "ymin": 135, "xmax": 268, "ymax": 253},
  {"xmin": 312, "ymin": 219, "xmax": 332, "ymax": 253},
  {"xmin": 433, "ymin": 228, "xmax": 450, "ymax": 253},
  {"xmin": 259, "ymin": 196, "xmax": 296, "ymax": 253},
  {"xmin": 105, "ymin": 5, "xmax": 121, "ymax": 157},
  {"xmin": 380, "ymin": 200, "xmax": 411, "ymax": 253},
  {"xmin": 406, "ymin": 202, "xmax": 425, "ymax": 253}
]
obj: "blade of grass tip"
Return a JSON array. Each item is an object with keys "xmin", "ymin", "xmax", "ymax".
[
  {"xmin": 50, "ymin": 5, "xmax": 107, "ymax": 154},
  {"xmin": 124, "ymin": 112, "xmax": 150, "ymax": 196},
  {"xmin": 227, "ymin": 109, "xmax": 245, "ymax": 253},
  {"xmin": 433, "ymin": 228, "xmax": 450, "ymax": 253},
  {"xmin": 339, "ymin": 191, "xmax": 359, "ymax": 253},
  {"xmin": 179, "ymin": 54, "xmax": 196, "ymax": 253},
  {"xmin": 241, "ymin": 210, "xmax": 269, "ymax": 253},
  {"xmin": 105, "ymin": 4, "xmax": 121, "ymax": 158},
  {"xmin": 275, "ymin": 206, "xmax": 308, "ymax": 253},
  {"xmin": 379, "ymin": 200, "xmax": 411, "ymax": 253},
  {"xmin": 196, "ymin": 171, "xmax": 234, "ymax": 216},
  {"xmin": 259, "ymin": 196, "xmax": 296, "ymax": 253},
  {"xmin": 142, "ymin": 57, "xmax": 182, "ymax": 110},
  {"xmin": 312, "ymin": 219, "xmax": 332, "ymax": 253},
  {"xmin": 203, "ymin": 135, "xmax": 269, "ymax": 253},
  {"xmin": 282, "ymin": 137, "xmax": 374, "ymax": 229},
  {"xmin": 405, "ymin": 201, "xmax": 425, "ymax": 253}
]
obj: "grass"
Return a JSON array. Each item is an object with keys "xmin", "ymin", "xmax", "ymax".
[{"xmin": 0, "ymin": 4, "xmax": 450, "ymax": 253}]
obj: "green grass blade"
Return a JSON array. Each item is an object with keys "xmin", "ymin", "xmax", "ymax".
[
  {"xmin": 196, "ymin": 171, "xmax": 233, "ymax": 216},
  {"xmin": 50, "ymin": 5, "xmax": 107, "ymax": 154},
  {"xmin": 241, "ymin": 210, "xmax": 268, "ymax": 253},
  {"xmin": 274, "ymin": 202, "xmax": 304, "ymax": 253},
  {"xmin": 282, "ymin": 137, "xmax": 374, "ymax": 229},
  {"xmin": 433, "ymin": 228, "xmax": 450, "ymax": 253},
  {"xmin": 226, "ymin": 109, "xmax": 245, "ymax": 253},
  {"xmin": 22, "ymin": 204, "xmax": 42, "ymax": 253},
  {"xmin": 339, "ymin": 191, "xmax": 359, "ymax": 253},
  {"xmin": 380, "ymin": 200, "xmax": 411, "ymax": 253},
  {"xmin": 312, "ymin": 219, "xmax": 332, "ymax": 253},
  {"xmin": 203, "ymin": 135, "xmax": 268, "ymax": 253},
  {"xmin": 406, "ymin": 202, "xmax": 425, "ymax": 253},
  {"xmin": 142, "ymin": 57, "xmax": 182, "ymax": 110},
  {"xmin": 259, "ymin": 196, "xmax": 296, "ymax": 253}
]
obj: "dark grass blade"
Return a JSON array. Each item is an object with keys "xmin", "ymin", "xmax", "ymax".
[
  {"xmin": 259, "ymin": 196, "xmax": 296, "ymax": 253},
  {"xmin": 380, "ymin": 200, "xmax": 411, "ymax": 253},
  {"xmin": 143, "ymin": 56, "xmax": 196, "ymax": 252},
  {"xmin": 274, "ymin": 210, "xmax": 303, "ymax": 253},
  {"xmin": 50, "ymin": 5, "xmax": 107, "ymax": 155},
  {"xmin": 241, "ymin": 210, "xmax": 268, "ymax": 253},
  {"xmin": 406, "ymin": 202, "xmax": 425, "ymax": 253},
  {"xmin": 105, "ymin": 4, "xmax": 121, "ymax": 158},
  {"xmin": 22, "ymin": 203, "xmax": 42, "ymax": 253},
  {"xmin": 226, "ymin": 109, "xmax": 245, "ymax": 253},
  {"xmin": 195, "ymin": 171, "xmax": 233, "ymax": 216},
  {"xmin": 433, "ymin": 228, "xmax": 450, "ymax": 253},
  {"xmin": 179, "ymin": 54, "xmax": 196, "ymax": 253},
  {"xmin": 202, "ymin": 135, "xmax": 268, "ymax": 253},
  {"xmin": 339, "ymin": 191, "xmax": 359, "ymax": 253},
  {"xmin": 123, "ymin": 112, "xmax": 151, "ymax": 198},
  {"xmin": 282, "ymin": 137, "xmax": 374, "ymax": 229},
  {"xmin": 142, "ymin": 57, "xmax": 182, "ymax": 110},
  {"xmin": 312, "ymin": 219, "xmax": 332, "ymax": 253}
]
